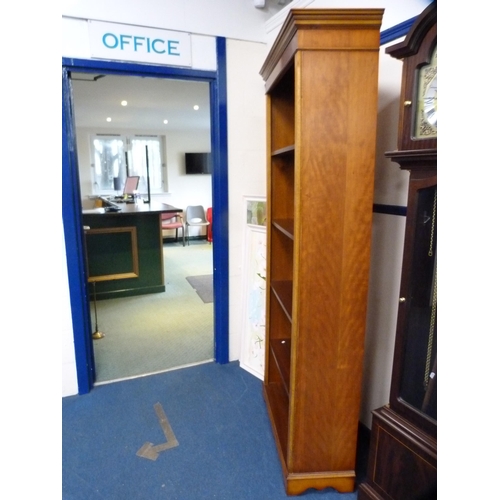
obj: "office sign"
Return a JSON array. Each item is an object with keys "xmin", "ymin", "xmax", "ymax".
[{"xmin": 88, "ymin": 21, "xmax": 192, "ymax": 67}]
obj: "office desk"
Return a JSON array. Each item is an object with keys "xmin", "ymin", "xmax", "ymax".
[{"xmin": 83, "ymin": 203, "xmax": 181, "ymax": 300}]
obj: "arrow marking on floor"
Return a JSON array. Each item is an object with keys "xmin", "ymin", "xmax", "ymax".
[{"xmin": 137, "ymin": 402, "xmax": 179, "ymax": 461}]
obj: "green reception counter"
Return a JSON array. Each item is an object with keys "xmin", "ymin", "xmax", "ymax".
[{"xmin": 83, "ymin": 202, "xmax": 180, "ymax": 300}]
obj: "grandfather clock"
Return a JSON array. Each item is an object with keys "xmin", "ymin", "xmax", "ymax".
[{"xmin": 358, "ymin": 3, "xmax": 437, "ymax": 499}]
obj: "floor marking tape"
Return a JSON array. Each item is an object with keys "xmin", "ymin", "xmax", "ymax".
[{"xmin": 137, "ymin": 402, "xmax": 179, "ymax": 461}]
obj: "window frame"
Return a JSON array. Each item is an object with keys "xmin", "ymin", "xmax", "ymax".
[{"xmin": 90, "ymin": 133, "xmax": 167, "ymax": 195}]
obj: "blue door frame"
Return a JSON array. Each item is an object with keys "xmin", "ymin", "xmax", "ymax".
[{"xmin": 62, "ymin": 38, "xmax": 229, "ymax": 394}]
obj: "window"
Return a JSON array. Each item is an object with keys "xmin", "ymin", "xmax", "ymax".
[{"xmin": 91, "ymin": 135, "xmax": 166, "ymax": 194}]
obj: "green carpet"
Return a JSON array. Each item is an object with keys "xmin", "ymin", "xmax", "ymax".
[{"xmin": 92, "ymin": 241, "xmax": 214, "ymax": 384}]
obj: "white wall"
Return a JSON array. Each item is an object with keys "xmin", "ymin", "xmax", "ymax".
[
  {"xmin": 62, "ymin": 0, "xmax": 284, "ymax": 44},
  {"xmin": 156, "ymin": 128, "xmax": 213, "ymax": 234},
  {"xmin": 61, "ymin": 0, "xmax": 431, "ymax": 429},
  {"xmin": 226, "ymin": 39, "xmax": 268, "ymax": 361}
]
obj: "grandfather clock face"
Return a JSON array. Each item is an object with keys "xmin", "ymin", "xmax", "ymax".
[
  {"xmin": 388, "ymin": 14, "xmax": 437, "ymax": 152},
  {"xmin": 414, "ymin": 47, "xmax": 437, "ymax": 139}
]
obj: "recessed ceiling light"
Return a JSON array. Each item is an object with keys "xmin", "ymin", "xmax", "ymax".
[
  {"xmin": 193, "ymin": 105, "xmax": 199, "ymax": 111},
  {"xmin": 106, "ymin": 117, "xmax": 112, "ymax": 122},
  {"xmin": 121, "ymin": 100, "xmax": 128, "ymax": 106},
  {"xmin": 163, "ymin": 119, "xmax": 168, "ymax": 124}
]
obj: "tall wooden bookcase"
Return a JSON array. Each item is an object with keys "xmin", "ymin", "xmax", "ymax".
[{"xmin": 260, "ymin": 9, "xmax": 384, "ymax": 495}]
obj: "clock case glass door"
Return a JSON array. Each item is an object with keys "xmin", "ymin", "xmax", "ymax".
[
  {"xmin": 388, "ymin": 166, "xmax": 437, "ymax": 438},
  {"xmin": 385, "ymin": 2, "xmax": 438, "ymax": 438}
]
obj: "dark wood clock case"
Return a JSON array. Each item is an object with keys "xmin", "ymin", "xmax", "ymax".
[{"xmin": 358, "ymin": 3, "xmax": 437, "ymax": 499}]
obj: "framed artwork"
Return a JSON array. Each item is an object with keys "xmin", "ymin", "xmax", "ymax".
[
  {"xmin": 246, "ymin": 197, "xmax": 267, "ymax": 227},
  {"xmin": 240, "ymin": 197, "xmax": 267, "ymax": 380}
]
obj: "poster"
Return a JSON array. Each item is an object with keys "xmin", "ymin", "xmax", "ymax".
[{"xmin": 240, "ymin": 197, "xmax": 267, "ymax": 380}]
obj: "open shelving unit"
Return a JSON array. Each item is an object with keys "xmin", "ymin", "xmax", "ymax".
[{"xmin": 260, "ymin": 9, "xmax": 384, "ymax": 495}]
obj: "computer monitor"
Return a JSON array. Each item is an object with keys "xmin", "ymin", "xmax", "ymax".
[{"xmin": 123, "ymin": 176, "xmax": 140, "ymax": 195}]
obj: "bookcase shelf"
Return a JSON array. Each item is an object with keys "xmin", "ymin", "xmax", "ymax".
[
  {"xmin": 272, "ymin": 219, "xmax": 294, "ymax": 239},
  {"xmin": 261, "ymin": 8, "xmax": 383, "ymax": 496},
  {"xmin": 271, "ymin": 145, "xmax": 295, "ymax": 157}
]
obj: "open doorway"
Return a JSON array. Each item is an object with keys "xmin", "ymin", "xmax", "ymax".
[
  {"xmin": 62, "ymin": 48, "xmax": 229, "ymax": 394},
  {"xmin": 71, "ymin": 73, "xmax": 215, "ymax": 384}
]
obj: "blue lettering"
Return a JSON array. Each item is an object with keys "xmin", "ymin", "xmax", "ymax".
[
  {"xmin": 134, "ymin": 36, "xmax": 145, "ymax": 51},
  {"xmin": 120, "ymin": 34, "xmax": 132, "ymax": 49},
  {"xmin": 102, "ymin": 33, "xmax": 119, "ymax": 49},
  {"xmin": 167, "ymin": 40, "xmax": 180, "ymax": 56},
  {"xmin": 100, "ymin": 32, "xmax": 184, "ymax": 57},
  {"xmin": 152, "ymin": 39, "xmax": 165, "ymax": 54}
]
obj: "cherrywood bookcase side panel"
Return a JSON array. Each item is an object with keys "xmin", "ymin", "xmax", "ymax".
[{"xmin": 287, "ymin": 47, "xmax": 379, "ymax": 473}]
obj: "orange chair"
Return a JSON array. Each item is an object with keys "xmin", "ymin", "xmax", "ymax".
[
  {"xmin": 206, "ymin": 207, "xmax": 213, "ymax": 243},
  {"xmin": 161, "ymin": 212, "xmax": 185, "ymax": 246}
]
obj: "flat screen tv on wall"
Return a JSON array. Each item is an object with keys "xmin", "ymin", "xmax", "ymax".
[{"xmin": 185, "ymin": 152, "xmax": 212, "ymax": 174}]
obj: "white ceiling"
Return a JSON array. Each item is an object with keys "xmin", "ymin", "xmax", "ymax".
[{"xmin": 70, "ymin": 72, "xmax": 211, "ymax": 131}]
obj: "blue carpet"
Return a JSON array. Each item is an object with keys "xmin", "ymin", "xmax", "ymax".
[{"xmin": 62, "ymin": 362, "xmax": 359, "ymax": 500}]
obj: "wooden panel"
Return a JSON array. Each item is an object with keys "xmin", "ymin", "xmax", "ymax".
[
  {"xmin": 83, "ymin": 211, "xmax": 165, "ymax": 299},
  {"xmin": 360, "ymin": 407, "xmax": 437, "ymax": 500},
  {"xmin": 85, "ymin": 227, "xmax": 139, "ymax": 282},
  {"xmin": 290, "ymin": 47, "xmax": 378, "ymax": 473},
  {"xmin": 373, "ymin": 426, "xmax": 436, "ymax": 498}
]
